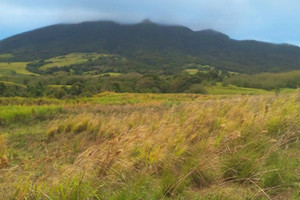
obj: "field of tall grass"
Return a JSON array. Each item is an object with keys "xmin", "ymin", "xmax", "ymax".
[
  {"xmin": 1, "ymin": 93, "xmax": 300, "ymax": 199},
  {"xmin": 0, "ymin": 92, "xmax": 224, "ymax": 106}
]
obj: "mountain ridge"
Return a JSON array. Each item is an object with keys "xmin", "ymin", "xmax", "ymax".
[{"xmin": 1, "ymin": 20, "xmax": 300, "ymax": 73}]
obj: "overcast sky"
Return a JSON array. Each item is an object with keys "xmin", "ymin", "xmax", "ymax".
[{"xmin": 0, "ymin": 0, "xmax": 299, "ymax": 46}]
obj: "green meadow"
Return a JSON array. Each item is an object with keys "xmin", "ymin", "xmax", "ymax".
[
  {"xmin": 0, "ymin": 53, "xmax": 14, "ymax": 59},
  {"xmin": 0, "ymin": 81, "xmax": 26, "ymax": 88},
  {"xmin": 183, "ymin": 69, "xmax": 199, "ymax": 75},
  {"xmin": 40, "ymin": 53, "xmax": 108, "ymax": 70},
  {"xmin": 206, "ymin": 82, "xmax": 296, "ymax": 95},
  {"xmin": 206, "ymin": 82, "xmax": 270, "ymax": 95},
  {"xmin": 0, "ymin": 105, "xmax": 63, "ymax": 125},
  {"xmin": 0, "ymin": 62, "xmax": 36, "ymax": 75},
  {"xmin": 98, "ymin": 72, "xmax": 123, "ymax": 77},
  {"xmin": 49, "ymin": 84, "xmax": 72, "ymax": 89}
]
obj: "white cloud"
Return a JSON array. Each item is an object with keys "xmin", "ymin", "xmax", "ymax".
[{"xmin": 0, "ymin": 2, "xmax": 119, "ymax": 25}]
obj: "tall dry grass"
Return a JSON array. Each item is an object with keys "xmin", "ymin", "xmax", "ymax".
[{"xmin": 1, "ymin": 93, "xmax": 300, "ymax": 199}]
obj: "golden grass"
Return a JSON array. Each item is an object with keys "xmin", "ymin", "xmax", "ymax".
[{"xmin": 1, "ymin": 93, "xmax": 300, "ymax": 199}]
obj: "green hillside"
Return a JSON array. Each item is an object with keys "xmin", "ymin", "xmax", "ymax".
[{"xmin": 1, "ymin": 21, "xmax": 300, "ymax": 74}]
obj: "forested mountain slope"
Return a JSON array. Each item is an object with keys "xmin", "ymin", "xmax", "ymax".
[{"xmin": 1, "ymin": 20, "xmax": 300, "ymax": 73}]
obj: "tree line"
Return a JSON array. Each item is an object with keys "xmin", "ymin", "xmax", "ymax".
[{"xmin": 0, "ymin": 69, "xmax": 224, "ymax": 98}]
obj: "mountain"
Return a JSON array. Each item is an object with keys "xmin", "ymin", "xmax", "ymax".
[{"xmin": 1, "ymin": 20, "xmax": 300, "ymax": 73}]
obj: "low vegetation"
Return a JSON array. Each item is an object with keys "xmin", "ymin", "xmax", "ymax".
[
  {"xmin": 0, "ymin": 105, "xmax": 63, "ymax": 125},
  {"xmin": 1, "ymin": 92, "xmax": 300, "ymax": 199},
  {"xmin": 0, "ymin": 67, "xmax": 225, "ymax": 97},
  {"xmin": 39, "ymin": 53, "xmax": 103, "ymax": 70},
  {"xmin": 0, "ymin": 52, "xmax": 299, "ymax": 99},
  {"xmin": 206, "ymin": 82, "xmax": 272, "ymax": 95},
  {"xmin": 0, "ymin": 62, "xmax": 35, "ymax": 75},
  {"xmin": 183, "ymin": 69, "xmax": 199, "ymax": 75},
  {"xmin": 226, "ymin": 70, "xmax": 300, "ymax": 90},
  {"xmin": 0, "ymin": 53, "xmax": 13, "ymax": 59},
  {"xmin": 206, "ymin": 82, "xmax": 296, "ymax": 95}
]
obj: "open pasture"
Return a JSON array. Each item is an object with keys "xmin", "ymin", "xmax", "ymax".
[
  {"xmin": 40, "ymin": 53, "xmax": 110, "ymax": 70},
  {"xmin": 0, "ymin": 62, "xmax": 36, "ymax": 75}
]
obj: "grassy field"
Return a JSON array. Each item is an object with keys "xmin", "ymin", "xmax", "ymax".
[
  {"xmin": 206, "ymin": 83, "xmax": 271, "ymax": 95},
  {"xmin": 0, "ymin": 105, "xmax": 63, "ymax": 125},
  {"xmin": 183, "ymin": 66, "xmax": 215, "ymax": 75},
  {"xmin": 0, "ymin": 62, "xmax": 36, "ymax": 75},
  {"xmin": 86, "ymin": 92, "xmax": 229, "ymax": 105},
  {"xmin": 226, "ymin": 70, "xmax": 300, "ymax": 90},
  {"xmin": 0, "ymin": 54, "xmax": 13, "ymax": 59},
  {"xmin": 49, "ymin": 84, "xmax": 72, "ymax": 89},
  {"xmin": 206, "ymin": 82, "xmax": 296, "ymax": 95},
  {"xmin": 1, "ymin": 92, "xmax": 300, "ymax": 199},
  {"xmin": 183, "ymin": 69, "xmax": 199, "ymax": 75},
  {"xmin": 0, "ymin": 93, "xmax": 222, "ymax": 105},
  {"xmin": 40, "ymin": 53, "xmax": 108, "ymax": 70},
  {"xmin": 0, "ymin": 81, "xmax": 26, "ymax": 88},
  {"xmin": 98, "ymin": 72, "xmax": 123, "ymax": 77}
]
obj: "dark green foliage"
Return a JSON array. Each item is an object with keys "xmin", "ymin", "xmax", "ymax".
[
  {"xmin": 26, "ymin": 60, "xmax": 46, "ymax": 74},
  {"xmin": 0, "ymin": 82, "xmax": 26, "ymax": 97},
  {"xmin": 0, "ymin": 69, "xmax": 223, "ymax": 98},
  {"xmin": 26, "ymin": 60, "xmax": 70, "ymax": 75}
]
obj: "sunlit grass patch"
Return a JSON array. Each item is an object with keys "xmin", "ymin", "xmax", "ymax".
[
  {"xmin": 206, "ymin": 82, "xmax": 272, "ymax": 95},
  {"xmin": 0, "ymin": 81, "xmax": 26, "ymax": 88},
  {"xmin": 0, "ymin": 62, "xmax": 36, "ymax": 75},
  {"xmin": 0, "ymin": 54, "xmax": 13, "ymax": 59},
  {"xmin": 183, "ymin": 69, "xmax": 199, "ymax": 75},
  {"xmin": 98, "ymin": 72, "xmax": 122, "ymax": 77},
  {"xmin": 40, "ymin": 53, "xmax": 107, "ymax": 70},
  {"xmin": 0, "ymin": 97, "xmax": 63, "ymax": 106},
  {"xmin": 49, "ymin": 84, "xmax": 72, "ymax": 89},
  {"xmin": 0, "ymin": 105, "xmax": 63, "ymax": 125},
  {"xmin": 88, "ymin": 92, "xmax": 216, "ymax": 105}
]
